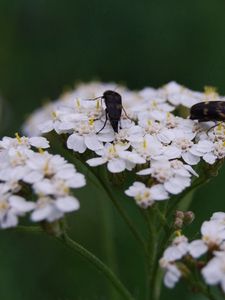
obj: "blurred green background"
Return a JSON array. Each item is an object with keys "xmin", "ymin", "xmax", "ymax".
[{"xmin": 0, "ymin": 0, "xmax": 225, "ymax": 299}]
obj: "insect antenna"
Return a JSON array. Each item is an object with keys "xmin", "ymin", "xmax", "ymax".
[{"xmin": 84, "ymin": 96, "xmax": 103, "ymax": 101}]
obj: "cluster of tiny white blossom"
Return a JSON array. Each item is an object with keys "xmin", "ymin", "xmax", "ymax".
[
  {"xmin": 160, "ymin": 212, "xmax": 225, "ymax": 292},
  {"xmin": 23, "ymin": 82, "xmax": 225, "ymax": 208},
  {"xmin": 0, "ymin": 134, "xmax": 86, "ymax": 228}
]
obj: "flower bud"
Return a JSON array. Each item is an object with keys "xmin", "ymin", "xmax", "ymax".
[
  {"xmin": 175, "ymin": 210, "xmax": 184, "ymax": 219},
  {"xmin": 183, "ymin": 211, "xmax": 195, "ymax": 225},
  {"xmin": 41, "ymin": 220, "xmax": 65, "ymax": 237},
  {"xmin": 174, "ymin": 218, "xmax": 183, "ymax": 230}
]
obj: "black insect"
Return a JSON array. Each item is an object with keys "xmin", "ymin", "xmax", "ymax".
[
  {"xmin": 190, "ymin": 101, "xmax": 225, "ymax": 122},
  {"xmin": 86, "ymin": 90, "xmax": 129, "ymax": 133}
]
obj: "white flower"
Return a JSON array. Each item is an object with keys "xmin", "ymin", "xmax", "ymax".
[
  {"xmin": 163, "ymin": 264, "xmax": 181, "ymax": 288},
  {"xmin": 125, "ymin": 182, "xmax": 168, "ymax": 208},
  {"xmin": 114, "ymin": 124, "xmax": 144, "ymax": 143},
  {"xmin": 160, "ymin": 235, "xmax": 188, "ymax": 288},
  {"xmin": 31, "ymin": 195, "xmax": 79, "ymax": 222},
  {"xmin": 166, "ymin": 134, "xmax": 201, "ymax": 165},
  {"xmin": 202, "ymin": 251, "xmax": 225, "ymax": 292},
  {"xmin": 188, "ymin": 240, "xmax": 208, "ymax": 258},
  {"xmin": 86, "ymin": 142, "xmax": 145, "ymax": 173},
  {"xmin": 21, "ymin": 81, "xmax": 225, "ymax": 210},
  {"xmin": 201, "ymin": 220, "xmax": 225, "ymax": 248},
  {"xmin": 210, "ymin": 212, "xmax": 225, "ymax": 226},
  {"xmin": 161, "ymin": 235, "xmax": 189, "ymax": 262},
  {"xmin": 0, "ymin": 135, "xmax": 49, "ymax": 150},
  {"xmin": 0, "ymin": 134, "xmax": 86, "ymax": 228},
  {"xmin": 137, "ymin": 159, "xmax": 197, "ymax": 195},
  {"xmin": 131, "ymin": 135, "xmax": 164, "ymax": 161},
  {"xmin": 0, "ymin": 193, "xmax": 35, "ymax": 228}
]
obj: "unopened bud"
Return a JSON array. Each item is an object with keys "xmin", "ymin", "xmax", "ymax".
[
  {"xmin": 175, "ymin": 210, "xmax": 184, "ymax": 219},
  {"xmin": 174, "ymin": 218, "xmax": 183, "ymax": 230},
  {"xmin": 183, "ymin": 211, "xmax": 195, "ymax": 225},
  {"xmin": 41, "ymin": 220, "xmax": 65, "ymax": 237}
]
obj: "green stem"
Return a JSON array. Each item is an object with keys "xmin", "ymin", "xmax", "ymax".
[
  {"xmin": 13, "ymin": 226, "xmax": 134, "ymax": 300},
  {"xmin": 100, "ymin": 183, "xmax": 119, "ymax": 300},
  {"xmin": 185, "ymin": 277, "xmax": 217, "ymax": 300},
  {"xmin": 58, "ymin": 142, "xmax": 147, "ymax": 255},
  {"xmin": 9, "ymin": 225, "xmax": 42, "ymax": 234},
  {"xmin": 97, "ymin": 172, "xmax": 148, "ymax": 255},
  {"xmin": 149, "ymin": 219, "xmax": 174, "ymax": 300},
  {"xmin": 145, "ymin": 208, "xmax": 157, "ymax": 300},
  {"xmin": 59, "ymin": 232, "xmax": 135, "ymax": 300}
]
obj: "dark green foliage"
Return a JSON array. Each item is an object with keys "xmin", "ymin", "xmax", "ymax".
[{"xmin": 0, "ymin": 1, "xmax": 225, "ymax": 299}]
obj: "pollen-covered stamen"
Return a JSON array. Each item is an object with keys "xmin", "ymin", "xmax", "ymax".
[
  {"xmin": 42, "ymin": 159, "xmax": 56, "ymax": 178},
  {"xmin": 76, "ymin": 98, "xmax": 81, "ymax": 109},
  {"xmin": 175, "ymin": 230, "xmax": 182, "ymax": 238},
  {"xmin": 175, "ymin": 138, "xmax": 193, "ymax": 151},
  {"xmin": 165, "ymin": 113, "xmax": 177, "ymax": 129},
  {"xmin": 152, "ymin": 167, "xmax": 172, "ymax": 183},
  {"xmin": 107, "ymin": 144, "xmax": 119, "ymax": 159},
  {"xmin": 88, "ymin": 118, "xmax": 94, "ymax": 126},
  {"xmin": 36, "ymin": 196, "xmax": 53, "ymax": 208},
  {"xmin": 143, "ymin": 138, "xmax": 148, "ymax": 149},
  {"xmin": 204, "ymin": 86, "xmax": 218, "ymax": 99},
  {"xmin": 115, "ymin": 128, "xmax": 130, "ymax": 142},
  {"xmin": 0, "ymin": 199, "xmax": 9, "ymax": 211},
  {"xmin": 96, "ymin": 99, "xmax": 100, "ymax": 110},
  {"xmin": 145, "ymin": 120, "xmax": 161, "ymax": 134},
  {"xmin": 170, "ymin": 159, "xmax": 184, "ymax": 169},
  {"xmin": 54, "ymin": 180, "xmax": 70, "ymax": 195},
  {"xmin": 135, "ymin": 190, "xmax": 150, "ymax": 201},
  {"xmin": 15, "ymin": 132, "xmax": 22, "ymax": 144},
  {"xmin": 151, "ymin": 100, "xmax": 158, "ymax": 109},
  {"xmin": 213, "ymin": 141, "xmax": 225, "ymax": 159},
  {"xmin": 134, "ymin": 190, "xmax": 153, "ymax": 208},
  {"xmin": 75, "ymin": 120, "xmax": 95, "ymax": 135},
  {"xmin": 10, "ymin": 150, "xmax": 27, "ymax": 167},
  {"xmin": 51, "ymin": 111, "xmax": 58, "ymax": 120},
  {"xmin": 38, "ymin": 148, "xmax": 44, "ymax": 154},
  {"xmin": 213, "ymin": 123, "xmax": 225, "ymax": 140}
]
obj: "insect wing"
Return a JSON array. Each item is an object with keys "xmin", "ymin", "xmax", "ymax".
[
  {"xmin": 104, "ymin": 92, "xmax": 122, "ymax": 132},
  {"xmin": 190, "ymin": 101, "xmax": 225, "ymax": 122}
]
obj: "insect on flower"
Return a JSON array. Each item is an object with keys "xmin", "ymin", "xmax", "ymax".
[
  {"xmin": 190, "ymin": 101, "xmax": 225, "ymax": 122},
  {"xmin": 86, "ymin": 90, "xmax": 130, "ymax": 133}
]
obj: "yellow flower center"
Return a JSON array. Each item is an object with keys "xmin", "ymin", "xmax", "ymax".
[
  {"xmin": 96, "ymin": 100, "xmax": 100, "ymax": 110},
  {"xmin": 204, "ymin": 85, "xmax": 217, "ymax": 95},
  {"xmin": 76, "ymin": 98, "xmax": 81, "ymax": 108},
  {"xmin": 175, "ymin": 230, "xmax": 182, "ymax": 237},
  {"xmin": 0, "ymin": 201, "xmax": 9, "ymax": 210},
  {"xmin": 143, "ymin": 139, "xmax": 147, "ymax": 149},
  {"xmin": 51, "ymin": 111, "xmax": 57, "ymax": 119},
  {"xmin": 15, "ymin": 132, "xmax": 22, "ymax": 144},
  {"xmin": 147, "ymin": 120, "xmax": 152, "ymax": 126},
  {"xmin": 89, "ymin": 118, "xmax": 94, "ymax": 126},
  {"xmin": 38, "ymin": 148, "xmax": 44, "ymax": 154}
]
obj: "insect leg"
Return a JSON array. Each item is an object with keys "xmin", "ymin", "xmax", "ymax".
[
  {"xmin": 206, "ymin": 122, "xmax": 224, "ymax": 134},
  {"xmin": 84, "ymin": 96, "xmax": 103, "ymax": 101},
  {"xmin": 122, "ymin": 106, "xmax": 132, "ymax": 120},
  {"xmin": 96, "ymin": 109, "xmax": 108, "ymax": 134}
]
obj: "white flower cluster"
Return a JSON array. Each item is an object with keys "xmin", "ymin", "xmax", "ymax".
[
  {"xmin": 0, "ymin": 134, "xmax": 86, "ymax": 228},
  {"xmin": 23, "ymin": 82, "xmax": 225, "ymax": 208},
  {"xmin": 160, "ymin": 212, "xmax": 225, "ymax": 292}
]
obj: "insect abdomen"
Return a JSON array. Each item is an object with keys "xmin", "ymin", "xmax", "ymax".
[
  {"xmin": 103, "ymin": 90, "xmax": 122, "ymax": 133},
  {"xmin": 190, "ymin": 101, "xmax": 225, "ymax": 122}
]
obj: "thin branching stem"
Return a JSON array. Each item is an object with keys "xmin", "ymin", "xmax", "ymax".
[
  {"xmin": 13, "ymin": 226, "xmax": 135, "ymax": 300},
  {"xmin": 58, "ymin": 232, "xmax": 135, "ymax": 300}
]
